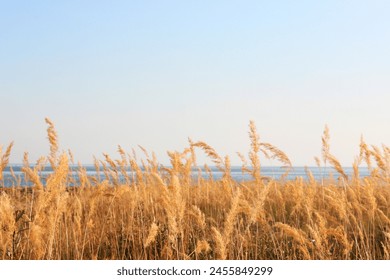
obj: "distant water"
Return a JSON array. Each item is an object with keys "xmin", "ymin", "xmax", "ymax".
[{"xmin": 0, "ymin": 165, "xmax": 371, "ymax": 188}]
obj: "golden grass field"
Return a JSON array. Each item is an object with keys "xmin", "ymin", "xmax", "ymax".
[{"xmin": 0, "ymin": 119, "xmax": 390, "ymax": 260}]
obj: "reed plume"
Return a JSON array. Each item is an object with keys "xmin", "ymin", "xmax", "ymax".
[
  {"xmin": 0, "ymin": 142, "xmax": 13, "ymax": 182},
  {"xmin": 45, "ymin": 118, "xmax": 58, "ymax": 169}
]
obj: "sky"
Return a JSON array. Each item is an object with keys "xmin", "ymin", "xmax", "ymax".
[{"xmin": 1, "ymin": 1, "xmax": 390, "ymax": 166}]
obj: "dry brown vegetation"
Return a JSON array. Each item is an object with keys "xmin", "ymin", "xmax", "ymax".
[{"xmin": 0, "ymin": 119, "xmax": 390, "ymax": 260}]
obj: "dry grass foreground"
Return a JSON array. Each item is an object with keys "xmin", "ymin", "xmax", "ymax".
[{"xmin": 1, "ymin": 119, "xmax": 390, "ymax": 260}]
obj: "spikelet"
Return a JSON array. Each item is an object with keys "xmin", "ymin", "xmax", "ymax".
[
  {"xmin": 0, "ymin": 142, "xmax": 13, "ymax": 169},
  {"xmin": 187, "ymin": 138, "xmax": 197, "ymax": 167},
  {"xmin": 46, "ymin": 153, "xmax": 69, "ymax": 192},
  {"xmin": 138, "ymin": 145, "xmax": 150, "ymax": 158},
  {"xmin": 167, "ymin": 151, "xmax": 182, "ymax": 175},
  {"xmin": 371, "ymin": 145, "xmax": 387, "ymax": 172},
  {"xmin": 360, "ymin": 135, "xmax": 372, "ymax": 170},
  {"xmin": 248, "ymin": 121, "xmax": 261, "ymax": 182},
  {"xmin": 314, "ymin": 156, "xmax": 321, "ymax": 168},
  {"xmin": 144, "ymin": 222, "xmax": 159, "ymax": 248},
  {"xmin": 376, "ymin": 209, "xmax": 390, "ymax": 225},
  {"xmin": 115, "ymin": 145, "xmax": 130, "ymax": 185},
  {"xmin": 327, "ymin": 154, "xmax": 348, "ymax": 181},
  {"xmin": 249, "ymin": 120, "xmax": 260, "ymax": 154},
  {"xmin": 307, "ymin": 212, "xmax": 327, "ymax": 259},
  {"xmin": 0, "ymin": 142, "xmax": 13, "ymax": 182},
  {"xmin": 305, "ymin": 166, "xmax": 316, "ymax": 185},
  {"xmin": 211, "ymin": 227, "xmax": 226, "ymax": 260},
  {"xmin": 22, "ymin": 167, "xmax": 44, "ymax": 190},
  {"xmin": 274, "ymin": 222, "xmax": 311, "ymax": 259},
  {"xmin": 237, "ymin": 152, "xmax": 251, "ymax": 174},
  {"xmin": 190, "ymin": 205, "xmax": 206, "ymax": 231},
  {"xmin": 9, "ymin": 166, "xmax": 17, "ymax": 186},
  {"xmin": 28, "ymin": 224, "xmax": 45, "ymax": 259},
  {"xmin": 77, "ymin": 164, "xmax": 91, "ymax": 188},
  {"xmin": 260, "ymin": 142, "xmax": 291, "ymax": 167},
  {"xmin": 117, "ymin": 145, "xmax": 127, "ymax": 163},
  {"xmin": 22, "ymin": 151, "xmax": 29, "ymax": 166},
  {"xmin": 191, "ymin": 141, "xmax": 224, "ymax": 172},
  {"xmin": 274, "ymin": 223, "xmax": 308, "ymax": 244},
  {"xmin": 68, "ymin": 149, "xmax": 74, "ymax": 164},
  {"xmin": 223, "ymin": 155, "xmax": 232, "ymax": 180},
  {"xmin": 151, "ymin": 172, "xmax": 166, "ymax": 187},
  {"xmin": 45, "ymin": 118, "xmax": 58, "ymax": 169},
  {"xmin": 325, "ymin": 226, "xmax": 353, "ymax": 259},
  {"xmin": 103, "ymin": 153, "xmax": 117, "ymax": 170},
  {"xmin": 195, "ymin": 240, "xmax": 210, "ymax": 255},
  {"xmin": 322, "ymin": 125, "xmax": 330, "ymax": 165},
  {"xmin": 130, "ymin": 159, "xmax": 143, "ymax": 186}
]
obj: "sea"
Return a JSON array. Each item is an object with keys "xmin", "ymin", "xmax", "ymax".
[{"xmin": 0, "ymin": 165, "xmax": 371, "ymax": 188}]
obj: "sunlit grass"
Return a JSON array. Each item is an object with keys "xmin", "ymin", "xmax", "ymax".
[{"xmin": 0, "ymin": 119, "xmax": 389, "ymax": 260}]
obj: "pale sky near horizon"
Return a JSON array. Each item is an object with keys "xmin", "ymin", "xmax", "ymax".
[{"xmin": 1, "ymin": 1, "xmax": 390, "ymax": 166}]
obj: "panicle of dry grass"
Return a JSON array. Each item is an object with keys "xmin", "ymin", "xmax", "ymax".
[
  {"xmin": 21, "ymin": 154, "xmax": 44, "ymax": 191},
  {"xmin": 45, "ymin": 118, "xmax": 58, "ymax": 169},
  {"xmin": 248, "ymin": 120, "xmax": 261, "ymax": 182},
  {"xmin": 371, "ymin": 145, "xmax": 387, "ymax": 175},
  {"xmin": 327, "ymin": 154, "xmax": 348, "ymax": 181},
  {"xmin": 319, "ymin": 126, "xmax": 348, "ymax": 181},
  {"xmin": 260, "ymin": 142, "xmax": 291, "ymax": 167},
  {"xmin": 246, "ymin": 121, "xmax": 292, "ymax": 181},
  {"xmin": 322, "ymin": 125, "xmax": 330, "ymax": 165},
  {"xmin": 236, "ymin": 152, "xmax": 251, "ymax": 175},
  {"xmin": 191, "ymin": 141, "xmax": 224, "ymax": 172},
  {"xmin": 0, "ymin": 142, "xmax": 14, "ymax": 182},
  {"xmin": 211, "ymin": 227, "xmax": 226, "ymax": 260},
  {"xmin": 144, "ymin": 222, "xmax": 159, "ymax": 248},
  {"xmin": 352, "ymin": 158, "xmax": 361, "ymax": 182},
  {"xmin": 360, "ymin": 135, "xmax": 372, "ymax": 170},
  {"xmin": 314, "ymin": 156, "xmax": 321, "ymax": 168},
  {"xmin": 274, "ymin": 222, "xmax": 311, "ymax": 259},
  {"xmin": 187, "ymin": 138, "xmax": 197, "ymax": 167},
  {"xmin": 223, "ymin": 155, "xmax": 232, "ymax": 180},
  {"xmin": 189, "ymin": 205, "xmax": 206, "ymax": 231}
]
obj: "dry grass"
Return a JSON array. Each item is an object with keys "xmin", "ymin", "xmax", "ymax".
[{"xmin": 0, "ymin": 119, "xmax": 389, "ymax": 260}]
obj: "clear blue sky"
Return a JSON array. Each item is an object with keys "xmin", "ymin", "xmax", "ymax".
[{"xmin": 1, "ymin": 1, "xmax": 390, "ymax": 166}]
